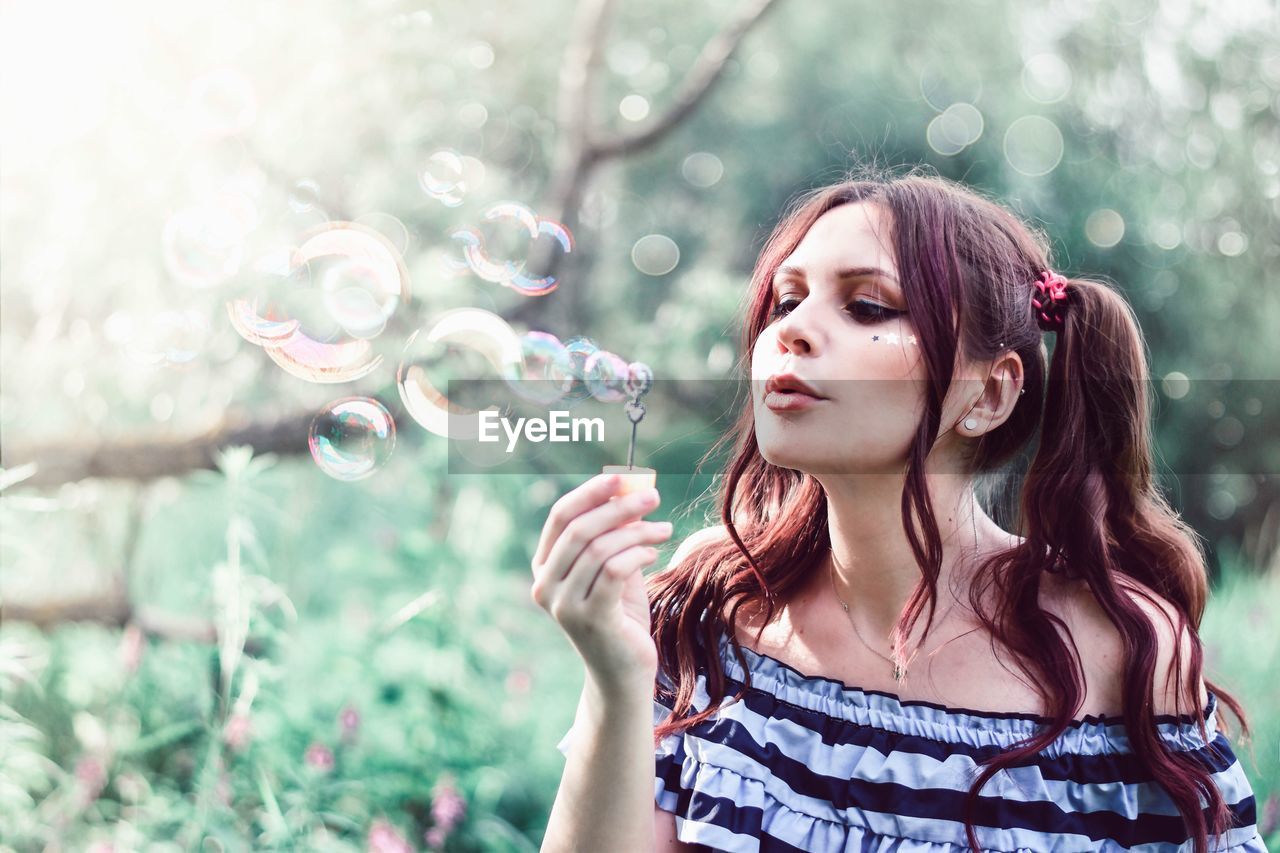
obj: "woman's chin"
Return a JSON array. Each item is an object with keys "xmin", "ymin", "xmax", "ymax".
[{"xmin": 757, "ymin": 443, "xmax": 819, "ymax": 472}]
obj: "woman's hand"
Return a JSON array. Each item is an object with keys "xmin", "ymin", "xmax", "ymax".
[{"xmin": 530, "ymin": 473, "xmax": 673, "ymax": 699}]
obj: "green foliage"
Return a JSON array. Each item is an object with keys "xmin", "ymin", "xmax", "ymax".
[{"xmin": 1, "ymin": 0, "xmax": 1277, "ymax": 848}]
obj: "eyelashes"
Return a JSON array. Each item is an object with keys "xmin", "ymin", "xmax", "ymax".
[{"xmin": 767, "ymin": 298, "xmax": 902, "ymax": 324}]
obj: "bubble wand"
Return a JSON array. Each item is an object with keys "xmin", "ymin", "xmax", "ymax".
[{"xmin": 602, "ymin": 362, "xmax": 655, "ymax": 496}]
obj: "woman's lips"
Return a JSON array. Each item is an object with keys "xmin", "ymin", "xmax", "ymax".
[{"xmin": 764, "ymin": 390, "xmax": 827, "ymax": 411}]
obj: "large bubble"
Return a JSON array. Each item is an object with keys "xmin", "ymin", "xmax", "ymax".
[
  {"xmin": 444, "ymin": 201, "xmax": 573, "ymax": 296},
  {"xmin": 397, "ymin": 307, "xmax": 523, "ymax": 440},
  {"xmin": 308, "ymin": 397, "xmax": 396, "ymax": 482},
  {"xmin": 226, "ymin": 222, "xmax": 410, "ymax": 383}
]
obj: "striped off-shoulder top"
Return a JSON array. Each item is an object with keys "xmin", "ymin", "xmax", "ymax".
[{"xmin": 557, "ymin": 629, "xmax": 1265, "ymax": 852}]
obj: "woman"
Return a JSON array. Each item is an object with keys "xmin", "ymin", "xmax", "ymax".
[{"xmin": 532, "ymin": 168, "xmax": 1265, "ymax": 852}]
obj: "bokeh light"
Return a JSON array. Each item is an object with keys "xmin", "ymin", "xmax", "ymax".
[
  {"xmin": 1003, "ymin": 115, "xmax": 1065, "ymax": 176},
  {"xmin": 631, "ymin": 233, "xmax": 679, "ymax": 276}
]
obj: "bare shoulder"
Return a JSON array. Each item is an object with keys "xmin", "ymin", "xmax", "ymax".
[
  {"xmin": 665, "ymin": 524, "xmax": 730, "ymax": 569},
  {"xmin": 1050, "ymin": 573, "xmax": 1209, "ymax": 718}
]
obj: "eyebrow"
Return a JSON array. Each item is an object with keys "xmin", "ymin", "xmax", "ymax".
[{"xmin": 771, "ymin": 264, "xmax": 900, "ymax": 288}]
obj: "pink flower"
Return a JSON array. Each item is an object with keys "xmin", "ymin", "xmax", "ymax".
[
  {"xmin": 339, "ymin": 705, "xmax": 361, "ymax": 742},
  {"xmin": 430, "ymin": 775, "xmax": 467, "ymax": 832},
  {"xmin": 216, "ymin": 770, "xmax": 233, "ymax": 806},
  {"xmin": 223, "ymin": 713, "xmax": 252, "ymax": 752},
  {"xmin": 367, "ymin": 818, "xmax": 413, "ymax": 853},
  {"xmin": 86, "ymin": 843, "xmax": 114, "ymax": 853},
  {"xmin": 1260, "ymin": 792, "xmax": 1279, "ymax": 837},
  {"xmin": 305, "ymin": 742, "xmax": 335, "ymax": 772},
  {"xmin": 504, "ymin": 669, "xmax": 531, "ymax": 696},
  {"xmin": 424, "ymin": 826, "xmax": 447, "ymax": 849},
  {"xmin": 75, "ymin": 756, "xmax": 107, "ymax": 807},
  {"xmin": 119, "ymin": 623, "xmax": 146, "ymax": 674}
]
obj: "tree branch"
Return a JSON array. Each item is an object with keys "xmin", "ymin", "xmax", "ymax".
[
  {"xmin": 590, "ymin": 0, "xmax": 782, "ymax": 160},
  {"xmin": 1, "ymin": 598, "xmax": 267, "ymax": 656},
  {"xmin": 1, "ymin": 408, "xmax": 319, "ymax": 489}
]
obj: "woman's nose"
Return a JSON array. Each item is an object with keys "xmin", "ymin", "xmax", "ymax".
[{"xmin": 775, "ymin": 308, "xmax": 818, "ymax": 355}]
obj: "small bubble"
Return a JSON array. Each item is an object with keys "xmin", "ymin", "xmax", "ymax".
[
  {"xmin": 584, "ymin": 350, "xmax": 630, "ymax": 403},
  {"xmin": 308, "ymin": 397, "xmax": 396, "ymax": 481}
]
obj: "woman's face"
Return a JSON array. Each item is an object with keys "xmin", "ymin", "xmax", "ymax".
[{"xmin": 750, "ymin": 201, "xmax": 944, "ymax": 476}]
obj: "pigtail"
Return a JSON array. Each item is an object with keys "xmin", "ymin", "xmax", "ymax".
[{"xmin": 1008, "ymin": 275, "xmax": 1243, "ymax": 852}]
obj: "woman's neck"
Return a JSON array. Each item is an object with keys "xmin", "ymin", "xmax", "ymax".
[{"xmin": 820, "ymin": 477, "xmax": 1016, "ymax": 638}]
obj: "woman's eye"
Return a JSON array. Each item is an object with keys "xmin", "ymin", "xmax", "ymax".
[
  {"xmin": 768, "ymin": 298, "xmax": 899, "ymax": 324},
  {"xmin": 849, "ymin": 300, "xmax": 898, "ymax": 322},
  {"xmin": 767, "ymin": 298, "xmax": 800, "ymax": 320}
]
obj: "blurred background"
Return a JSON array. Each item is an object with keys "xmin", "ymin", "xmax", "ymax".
[{"xmin": 2, "ymin": 0, "xmax": 1278, "ymax": 849}]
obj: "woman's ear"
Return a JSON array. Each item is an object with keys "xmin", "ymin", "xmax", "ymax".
[{"xmin": 972, "ymin": 351, "xmax": 1024, "ymax": 429}]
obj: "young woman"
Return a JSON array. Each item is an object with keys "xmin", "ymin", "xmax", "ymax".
[{"xmin": 532, "ymin": 169, "xmax": 1264, "ymax": 852}]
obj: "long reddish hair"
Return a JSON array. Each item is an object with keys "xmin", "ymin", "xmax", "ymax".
[{"xmin": 647, "ymin": 164, "xmax": 1251, "ymax": 852}]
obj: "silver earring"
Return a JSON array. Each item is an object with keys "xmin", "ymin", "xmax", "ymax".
[{"xmin": 963, "ymin": 417, "xmax": 978, "ymax": 431}]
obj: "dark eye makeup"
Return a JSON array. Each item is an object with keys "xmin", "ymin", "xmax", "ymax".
[{"xmin": 767, "ymin": 297, "xmax": 902, "ymax": 324}]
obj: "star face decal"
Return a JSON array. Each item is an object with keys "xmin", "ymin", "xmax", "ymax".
[
  {"xmin": 871, "ymin": 335, "xmax": 880, "ymax": 342},
  {"xmin": 886, "ymin": 332, "xmax": 900, "ymax": 345},
  {"xmin": 906, "ymin": 335, "xmax": 917, "ymax": 345}
]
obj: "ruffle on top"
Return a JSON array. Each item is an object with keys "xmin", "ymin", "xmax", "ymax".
[{"xmin": 624, "ymin": 631, "xmax": 1265, "ymax": 853}]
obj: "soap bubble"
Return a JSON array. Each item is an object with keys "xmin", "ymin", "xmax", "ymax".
[
  {"xmin": 226, "ymin": 222, "xmax": 410, "ymax": 383},
  {"xmin": 397, "ymin": 308, "xmax": 523, "ymax": 440},
  {"xmin": 299, "ymin": 222, "xmax": 409, "ymax": 338},
  {"xmin": 419, "ymin": 148, "xmax": 468, "ymax": 207},
  {"xmin": 446, "ymin": 226, "xmax": 521, "ymax": 283},
  {"xmin": 265, "ymin": 335, "xmax": 384, "ymax": 383},
  {"xmin": 626, "ymin": 362, "xmax": 653, "ymax": 397},
  {"xmin": 559, "ymin": 336, "xmax": 599, "ymax": 404},
  {"xmin": 507, "ymin": 219, "xmax": 572, "ymax": 295},
  {"xmin": 584, "ymin": 350, "xmax": 630, "ymax": 402},
  {"xmin": 308, "ymin": 397, "xmax": 396, "ymax": 481},
  {"xmin": 510, "ymin": 331, "xmax": 575, "ymax": 405},
  {"xmin": 289, "ymin": 179, "xmax": 322, "ymax": 213},
  {"xmin": 445, "ymin": 202, "xmax": 573, "ymax": 295}
]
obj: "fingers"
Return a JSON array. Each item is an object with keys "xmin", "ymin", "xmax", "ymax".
[
  {"xmin": 582, "ymin": 543, "xmax": 659, "ymax": 604},
  {"xmin": 532, "ymin": 473, "xmax": 624, "ymax": 570},
  {"xmin": 530, "ymin": 489, "xmax": 666, "ymax": 613},
  {"xmin": 535, "ymin": 484, "xmax": 665, "ymax": 591},
  {"xmin": 568, "ymin": 519, "xmax": 673, "ymax": 601}
]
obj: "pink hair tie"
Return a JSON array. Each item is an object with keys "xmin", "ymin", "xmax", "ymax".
[{"xmin": 1031, "ymin": 269, "xmax": 1070, "ymax": 332}]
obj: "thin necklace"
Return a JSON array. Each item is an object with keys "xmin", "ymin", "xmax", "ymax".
[
  {"xmin": 829, "ymin": 494, "xmax": 977, "ymax": 681},
  {"xmin": 824, "ymin": 555, "xmax": 957, "ymax": 681}
]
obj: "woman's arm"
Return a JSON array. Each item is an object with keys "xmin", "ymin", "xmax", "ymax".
[{"xmin": 542, "ymin": 673, "xmax": 657, "ymax": 852}]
